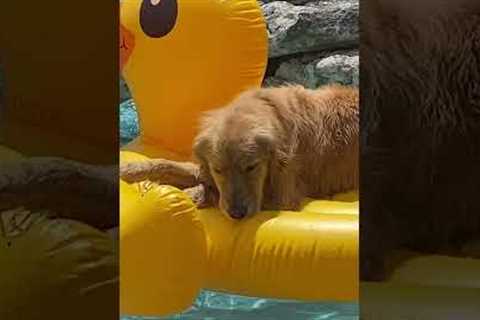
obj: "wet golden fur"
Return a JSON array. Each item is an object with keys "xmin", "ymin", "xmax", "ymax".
[{"xmin": 193, "ymin": 84, "xmax": 359, "ymax": 219}]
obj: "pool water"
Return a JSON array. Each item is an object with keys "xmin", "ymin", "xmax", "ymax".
[
  {"xmin": 121, "ymin": 290, "xmax": 359, "ymax": 320},
  {"xmin": 120, "ymin": 99, "xmax": 139, "ymax": 146}
]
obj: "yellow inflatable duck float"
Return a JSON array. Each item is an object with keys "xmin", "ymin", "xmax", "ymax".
[
  {"xmin": 120, "ymin": 0, "xmax": 359, "ymax": 317},
  {"xmin": 120, "ymin": 1, "xmax": 480, "ymax": 319},
  {"xmin": 120, "ymin": 0, "xmax": 268, "ymax": 160}
]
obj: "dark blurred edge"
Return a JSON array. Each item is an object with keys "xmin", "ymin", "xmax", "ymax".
[
  {"xmin": 0, "ymin": 2, "xmax": 119, "ymax": 320},
  {"xmin": 360, "ymin": 0, "xmax": 480, "ymax": 319}
]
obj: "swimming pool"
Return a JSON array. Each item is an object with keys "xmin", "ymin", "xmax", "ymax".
[{"xmin": 121, "ymin": 290, "xmax": 359, "ymax": 320}]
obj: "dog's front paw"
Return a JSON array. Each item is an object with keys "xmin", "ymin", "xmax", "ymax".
[
  {"xmin": 183, "ymin": 185, "xmax": 206, "ymax": 207},
  {"xmin": 183, "ymin": 184, "xmax": 216, "ymax": 209}
]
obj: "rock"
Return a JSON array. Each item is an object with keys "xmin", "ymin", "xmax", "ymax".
[
  {"xmin": 314, "ymin": 52, "xmax": 358, "ymax": 86},
  {"xmin": 264, "ymin": 50, "xmax": 358, "ymax": 88},
  {"xmin": 262, "ymin": 1, "xmax": 358, "ymax": 57},
  {"xmin": 263, "ymin": 76, "xmax": 289, "ymax": 87}
]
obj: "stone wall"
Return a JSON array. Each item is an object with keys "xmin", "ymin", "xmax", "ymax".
[{"xmin": 261, "ymin": 0, "xmax": 358, "ymax": 88}]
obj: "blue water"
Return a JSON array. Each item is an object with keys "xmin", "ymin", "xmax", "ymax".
[
  {"xmin": 119, "ymin": 98, "xmax": 359, "ymax": 320},
  {"xmin": 121, "ymin": 290, "xmax": 358, "ymax": 320},
  {"xmin": 120, "ymin": 99, "xmax": 140, "ymax": 146}
]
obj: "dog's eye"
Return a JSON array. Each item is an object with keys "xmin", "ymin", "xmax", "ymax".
[
  {"xmin": 213, "ymin": 167, "xmax": 222, "ymax": 175},
  {"xmin": 245, "ymin": 163, "xmax": 258, "ymax": 172}
]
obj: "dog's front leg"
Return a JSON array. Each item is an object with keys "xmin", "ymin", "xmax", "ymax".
[
  {"xmin": 120, "ymin": 159, "xmax": 200, "ymax": 189},
  {"xmin": 182, "ymin": 163, "xmax": 219, "ymax": 209}
]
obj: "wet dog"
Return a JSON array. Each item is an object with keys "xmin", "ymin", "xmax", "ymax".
[{"xmin": 193, "ymin": 84, "xmax": 359, "ymax": 219}]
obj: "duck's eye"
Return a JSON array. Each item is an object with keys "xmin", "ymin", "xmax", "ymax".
[
  {"xmin": 140, "ymin": 0, "xmax": 178, "ymax": 38},
  {"xmin": 245, "ymin": 163, "xmax": 258, "ymax": 172}
]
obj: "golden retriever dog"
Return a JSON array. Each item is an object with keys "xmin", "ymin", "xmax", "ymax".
[{"xmin": 192, "ymin": 84, "xmax": 359, "ymax": 219}]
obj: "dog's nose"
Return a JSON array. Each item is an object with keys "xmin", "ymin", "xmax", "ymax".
[{"xmin": 228, "ymin": 203, "xmax": 248, "ymax": 220}]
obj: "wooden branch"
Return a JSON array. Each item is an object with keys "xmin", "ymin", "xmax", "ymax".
[
  {"xmin": 120, "ymin": 159, "xmax": 200, "ymax": 189},
  {"xmin": 0, "ymin": 157, "xmax": 118, "ymax": 230}
]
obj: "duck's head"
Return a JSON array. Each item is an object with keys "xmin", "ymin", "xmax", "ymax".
[{"xmin": 120, "ymin": 0, "xmax": 268, "ymax": 160}]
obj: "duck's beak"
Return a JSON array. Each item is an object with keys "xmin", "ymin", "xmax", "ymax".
[{"xmin": 120, "ymin": 23, "xmax": 135, "ymax": 72}]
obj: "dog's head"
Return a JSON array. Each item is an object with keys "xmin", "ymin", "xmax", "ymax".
[{"xmin": 193, "ymin": 95, "xmax": 280, "ymax": 220}]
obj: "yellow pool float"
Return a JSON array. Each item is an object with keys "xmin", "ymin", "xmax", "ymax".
[
  {"xmin": 120, "ymin": 0, "xmax": 357, "ymax": 317},
  {"xmin": 121, "ymin": 0, "xmax": 268, "ymax": 160},
  {"xmin": 119, "ymin": 0, "xmax": 480, "ymax": 319}
]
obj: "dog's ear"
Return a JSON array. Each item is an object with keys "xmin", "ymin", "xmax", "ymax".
[
  {"xmin": 192, "ymin": 133, "xmax": 215, "ymax": 183},
  {"xmin": 255, "ymin": 132, "xmax": 290, "ymax": 169},
  {"xmin": 261, "ymin": 134, "xmax": 299, "ymax": 210},
  {"xmin": 193, "ymin": 108, "xmax": 220, "ymax": 163},
  {"xmin": 193, "ymin": 133, "xmax": 210, "ymax": 164}
]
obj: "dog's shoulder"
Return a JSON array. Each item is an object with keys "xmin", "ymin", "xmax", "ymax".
[{"xmin": 309, "ymin": 84, "xmax": 359, "ymax": 111}]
